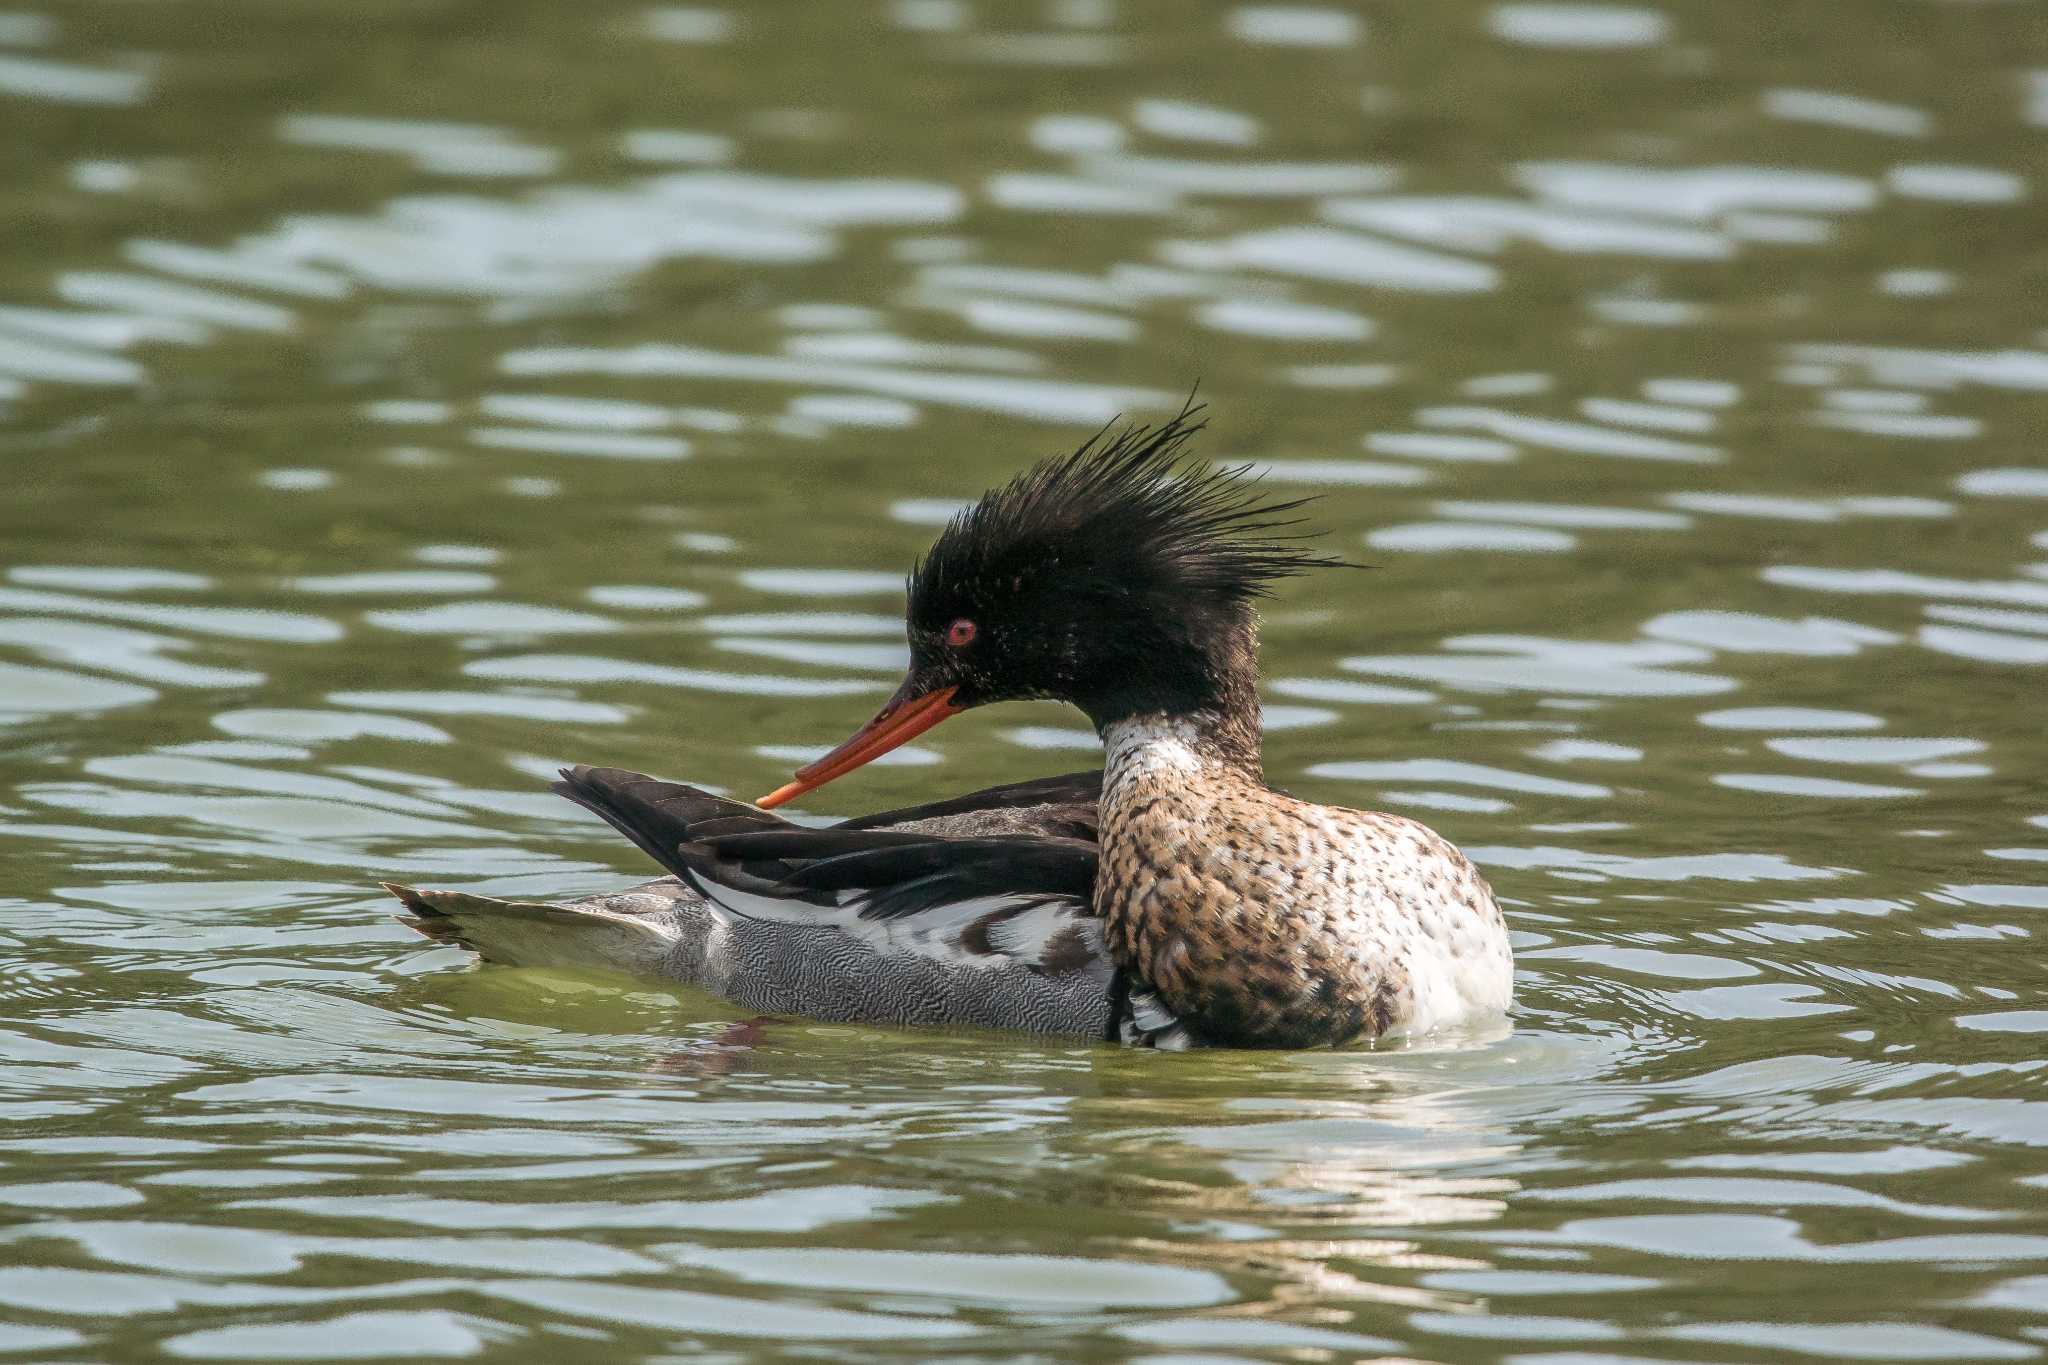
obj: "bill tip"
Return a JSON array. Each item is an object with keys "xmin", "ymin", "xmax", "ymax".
[{"xmin": 756, "ymin": 781, "xmax": 806, "ymax": 810}]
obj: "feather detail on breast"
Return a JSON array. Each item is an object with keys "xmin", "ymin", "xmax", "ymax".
[{"xmin": 1096, "ymin": 717, "xmax": 1513, "ymax": 1049}]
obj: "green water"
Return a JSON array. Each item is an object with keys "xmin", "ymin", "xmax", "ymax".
[{"xmin": 2, "ymin": 1, "xmax": 2046, "ymax": 1359}]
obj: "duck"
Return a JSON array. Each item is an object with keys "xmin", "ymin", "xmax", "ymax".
[{"xmin": 388, "ymin": 406, "xmax": 1513, "ymax": 1048}]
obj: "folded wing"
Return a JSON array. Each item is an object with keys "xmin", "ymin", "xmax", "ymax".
[
  {"xmin": 394, "ymin": 765, "xmax": 1186, "ymax": 1042},
  {"xmin": 453, "ymin": 766, "xmax": 1119, "ymax": 1034}
]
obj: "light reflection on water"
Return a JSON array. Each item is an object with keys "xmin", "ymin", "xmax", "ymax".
[{"xmin": 2, "ymin": 0, "xmax": 2046, "ymax": 1360}]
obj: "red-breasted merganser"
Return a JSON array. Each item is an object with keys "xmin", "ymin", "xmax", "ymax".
[{"xmin": 390, "ymin": 408, "xmax": 1513, "ymax": 1048}]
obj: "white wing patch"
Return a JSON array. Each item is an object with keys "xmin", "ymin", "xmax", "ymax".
[
  {"xmin": 978, "ymin": 899, "xmax": 1088, "ymax": 966},
  {"xmin": 680, "ymin": 863, "xmax": 1095, "ymax": 972}
]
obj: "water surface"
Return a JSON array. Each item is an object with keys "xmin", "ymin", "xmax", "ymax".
[{"xmin": 3, "ymin": 1, "xmax": 2047, "ymax": 1360}]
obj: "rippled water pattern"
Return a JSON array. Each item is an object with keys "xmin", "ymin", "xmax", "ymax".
[{"xmin": 3, "ymin": 1, "xmax": 2046, "ymax": 1359}]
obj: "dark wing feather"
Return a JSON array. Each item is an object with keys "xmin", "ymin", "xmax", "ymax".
[
  {"xmin": 553, "ymin": 762, "xmax": 1102, "ymax": 945},
  {"xmin": 761, "ymin": 836, "xmax": 1097, "ymax": 919},
  {"xmin": 839, "ymin": 770, "xmax": 1102, "ymax": 836},
  {"xmin": 698, "ymin": 828, "xmax": 942, "ymax": 861},
  {"xmin": 551, "ymin": 765, "xmax": 791, "ymax": 876},
  {"xmin": 675, "ymin": 830, "xmax": 1096, "ymax": 920}
]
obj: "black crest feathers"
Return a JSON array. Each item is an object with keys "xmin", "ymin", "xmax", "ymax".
[{"xmin": 911, "ymin": 401, "xmax": 1345, "ymax": 614}]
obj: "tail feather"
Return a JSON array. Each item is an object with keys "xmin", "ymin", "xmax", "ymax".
[{"xmin": 387, "ymin": 881, "xmax": 684, "ymax": 977}]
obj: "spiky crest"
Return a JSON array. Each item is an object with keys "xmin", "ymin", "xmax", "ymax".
[{"xmin": 910, "ymin": 401, "xmax": 1345, "ymax": 614}]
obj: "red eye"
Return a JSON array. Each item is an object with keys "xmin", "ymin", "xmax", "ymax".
[{"xmin": 946, "ymin": 618, "xmax": 977, "ymax": 647}]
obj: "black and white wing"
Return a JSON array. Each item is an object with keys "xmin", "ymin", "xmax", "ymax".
[
  {"xmin": 542, "ymin": 767, "xmax": 1117, "ymax": 1036},
  {"xmin": 393, "ymin": 766, "xmax": 1184, "ymax": 1041}
]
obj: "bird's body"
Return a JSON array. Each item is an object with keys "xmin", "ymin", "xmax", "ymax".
[{"xmin": 389, "ymin": 406, "xmax": 1514, "ymax": 1049}]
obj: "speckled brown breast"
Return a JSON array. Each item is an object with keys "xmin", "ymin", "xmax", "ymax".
[{"xmin": 1096, "ymin": 753, "xmax": 1500, "ymax": 1049}]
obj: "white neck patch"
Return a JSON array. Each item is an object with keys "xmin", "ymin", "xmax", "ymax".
[{"xmin": 1102, "ymin": 714, "xmax": 1208, "ymax": 784}]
